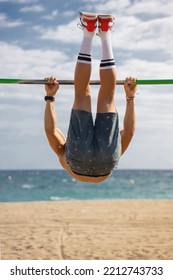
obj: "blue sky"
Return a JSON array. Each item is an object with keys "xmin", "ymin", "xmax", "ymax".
[{"xmin": 0, "ymin": 0, "xmax": 173, "ymax": 170}]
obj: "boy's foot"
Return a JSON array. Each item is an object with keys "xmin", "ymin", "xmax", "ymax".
[
  {"xmin": 79, "ymin": 11, "xmax": 98, "ymax": 32},
  {"xmin": 98, "ymin": 14, "xmax": 115, "ymax": 32}
]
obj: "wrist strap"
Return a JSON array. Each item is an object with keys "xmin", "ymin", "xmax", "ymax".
[
  {"xmin": 44, "ymin": 96, "xmax": 55, "ymax": 102},
  {"xmin": 126, "ymin": 95, "xmax": 135, "ymax": 101}
]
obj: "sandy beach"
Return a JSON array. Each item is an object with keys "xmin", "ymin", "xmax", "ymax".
[{"xmin": 0, "ymin": 200, "xmax": 173, "ymax": 260}]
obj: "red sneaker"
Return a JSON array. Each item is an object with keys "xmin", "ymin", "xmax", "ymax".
[
  {"xmin": 98, "ymin": 14, "xmax": 115, "ymax": 32},
  {"xmin": 79, "ymin": 11, "xmax": 98, "ymax": 32}
]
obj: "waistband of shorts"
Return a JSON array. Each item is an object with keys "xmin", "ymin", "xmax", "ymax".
[{"xmin": 71, "ymin": 169, "xmax": 111, "ymax": 178}]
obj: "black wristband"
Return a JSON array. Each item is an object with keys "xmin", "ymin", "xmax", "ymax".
[{"xmin": 44, "ymin": 96, "xmax": 55, "ymax": 102}]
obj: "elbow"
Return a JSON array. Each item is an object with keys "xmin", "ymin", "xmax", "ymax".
[
  {"xmin": 125, "ymin": 127, "xmax": 136, "ymax": 138},
  {"xmin": 130, "ymin": 127, "xmax": 136, "ymax": 137},
  {"xmin": 120, "ymin": 127, "xmax": 136, "ymax": 155},
  {"xmin": 128, "ymin": 122, "xmax": 136, "ymax": 135}
]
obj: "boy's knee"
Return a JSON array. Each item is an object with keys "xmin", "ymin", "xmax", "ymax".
[{"xmin": 73, "ymin": 95, "xmax": 91, "ymax": 111}]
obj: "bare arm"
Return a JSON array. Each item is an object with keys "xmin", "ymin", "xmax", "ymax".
[
  {"xmin": 44, "ymin": 76, "xmax": 66, "ymax": 157},
  {"xmin": 120, "ymin": 77, "xmax": 138, "ymax": 155}
]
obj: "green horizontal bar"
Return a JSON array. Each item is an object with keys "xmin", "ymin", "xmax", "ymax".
[
  {"xmin": 0, "ymin": 78, "xmax": 173, "ymax": 85},
  {"xmin": 0, "ymin": 78, "xmax": 46, "ymax": 84},
  {"xmin": 136, "ymin": 79, "xmax": 173, "ymax": 85},
  {"xmin": 0, "ymin": 78, "xmax": 21, "ymax": 84}
]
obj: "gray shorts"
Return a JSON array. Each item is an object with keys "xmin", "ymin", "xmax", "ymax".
[{"xmin": 65, "ymin": 109, "xmax": 121, "ymax": 177}]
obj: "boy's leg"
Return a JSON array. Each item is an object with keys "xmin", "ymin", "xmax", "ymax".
[
  {"xmin": 97, "ymin": 15, "xmax": 117, "ymax": 113},
  {"xmin": 73, "ymin": 12, "xmax": 97, "ymax": 112}
]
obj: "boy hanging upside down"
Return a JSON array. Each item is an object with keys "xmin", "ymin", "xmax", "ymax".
[{"xmin": 44, "ymin": 12, "xmax": 138, "ymax": 183}]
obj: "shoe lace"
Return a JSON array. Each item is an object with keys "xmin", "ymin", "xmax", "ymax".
[{"xmin": 77, "ymin": 23, "xmax": 84, "ymax": 30}]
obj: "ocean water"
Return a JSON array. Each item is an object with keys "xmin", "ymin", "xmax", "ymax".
[{"xmin": 0, "ymin": 170, "xmax": 173, "ymax": 203}]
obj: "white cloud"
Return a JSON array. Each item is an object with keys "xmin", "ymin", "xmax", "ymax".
[
  {"xmin": 63, "ymin": 10, "xmax": 76, "ymax": 17},
  {"xmin": 20, "ymin": 4, "xmax": 45, "ymax": 13},
  {"xmin": 127, "ymin": 0, "xmax": 173, "ymax": 16},
  {"xmin": 42, "ymin": 10, "xmax": 58, "ymax": 20},
  {"xmin": 0, "ymin": 12, "xmax": 25, "ymax": 28},
  {"xmin": 113, "ymin": 15, "xmax": 173, "ymax": 56},
  {"xmin": 0, "ymin": 41, "xmax": 73, "ymax": 87},
  {"xmin": 81, "ymin": 0, "xmax": 130, "ymax": 14},
  {"xmin": 41, "ymin": 9, "xmax": 75, "ymax": 21},
  {"xmin": 33, "ymin": 19, "xmax": 81, "ymax": 43},
  {"xmin": 81, "ymin": 0, "xmax": 173, "ymax": 16}
]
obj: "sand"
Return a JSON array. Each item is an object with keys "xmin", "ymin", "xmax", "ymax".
[{"xmin": 0, "ymin": 200, "xmax": 173, "ymax": 260}]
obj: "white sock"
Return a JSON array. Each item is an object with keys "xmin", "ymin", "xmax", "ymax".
[
  {"xmin": 99, "ymin": 30, "xmax": 115, "ymax": 69},
  {"xmin": 78, "ymin": 29, "xmax": 95, "ymax": 64}
]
